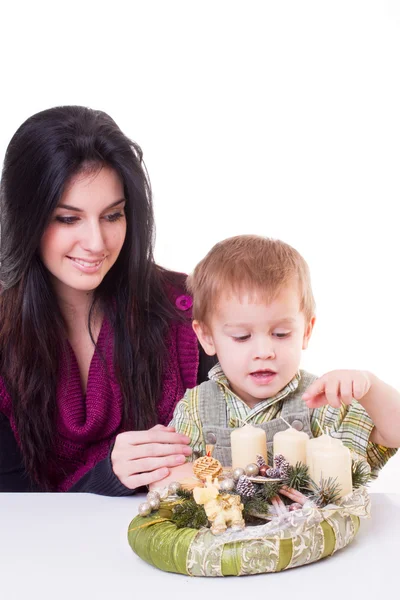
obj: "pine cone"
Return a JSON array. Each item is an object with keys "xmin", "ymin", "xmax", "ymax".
[
  {"xmin": 256, "ymin": 454, "xmax": 266, "ymax": 467},
  {"xmin": 236, "ymin": 475, "xmax": 256, "ymax": 497},
  {"xmin": 266, "ymin": 467, "xmax": 281, "ymax": 478},
  {"xmin": 278, "ymin": 459, "xmax": 290, "ymax": 479},
  {"xmin": 274, "ymin": 454, "xmax": 286, "ymax": 469}
]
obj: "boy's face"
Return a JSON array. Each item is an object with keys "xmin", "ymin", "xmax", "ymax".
[{"xmin": 194, "ymin": 285, "xmax": 315, "ymax": 408}]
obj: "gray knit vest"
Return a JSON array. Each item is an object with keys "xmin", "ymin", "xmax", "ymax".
[{"xmin": 198, "ymin": 370, "xmax": 317, "ymax": 466}]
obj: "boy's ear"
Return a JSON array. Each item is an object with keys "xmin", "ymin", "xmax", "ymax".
[
  {"xmin": 302, "ymin": 316, "xmax": 316, "ymax": 350},
  {"xmin": 192, "ymin": 320, "xmax": 216, "ymax": 356}
]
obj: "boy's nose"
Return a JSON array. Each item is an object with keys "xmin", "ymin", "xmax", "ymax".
[
  {"xmin": 255, "ymin": 350, "xmax": 276, "ymax": 360},
  {"xmin": 254, "ymin": 341, "xmax": 275, "ymax": 360}
]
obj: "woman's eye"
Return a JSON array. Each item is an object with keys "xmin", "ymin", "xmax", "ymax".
[
  {"xmin": 55, "ymin": 215, "xmax": 79, "ymax": 225},
  {"xmin": 233, "ymin": 335, "xmax": 251, "ymax": 342},
  {"xmin": 104, "ymin": 211, "xmax": 124, "ymax": 222}
]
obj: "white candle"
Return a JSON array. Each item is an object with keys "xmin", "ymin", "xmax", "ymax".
[
  {"xmin": 273, "ymin": 427, "xmax": 309, "ymax": 466},
  {"xmin": 306, "ymin": 434, "xmax": 353, "ymax": 498},
  {"xmin": 231, "ymin": 424, "xmax": 267, "ymax": 468}
]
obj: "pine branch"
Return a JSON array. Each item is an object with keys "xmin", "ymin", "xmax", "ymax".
[
  {"xmin": 176, "ymin": 488, "xmax": 194, "ymax": 500},
  {"xmin": 243, "ymin": 495, "xmax": 273, "ymax": 521},
  {"xmin": 352, "ymin": 459, "xmax": 371, "ymax": 488},
  {"xmin": 260, "ymin": 481, "xmax": 281, "ymax": 501},
  {"xmin": 308, "ymin": 477, "xmax": 342, "ymax": 507},
  {"xmin": 171, "ymin": 499, "xmax": 208, "ymax": 529},
  {"xmin": 281, "ymin": 462, "xmax": 310, "ymax": 491}
]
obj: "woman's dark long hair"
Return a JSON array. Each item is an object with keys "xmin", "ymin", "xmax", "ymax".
[{"xmin": 0, "ymin": 106, "xmax": 183, "ymax": 489}]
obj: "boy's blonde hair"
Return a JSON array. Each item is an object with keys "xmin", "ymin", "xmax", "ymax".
[{"xmin": 187, "ymin": 235, "xmax": 315, "ymax": 325}]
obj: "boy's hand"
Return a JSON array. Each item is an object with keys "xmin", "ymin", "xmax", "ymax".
[{"xmin": 302, "ymin": 370, "xmax": 372, "ymax": 409}]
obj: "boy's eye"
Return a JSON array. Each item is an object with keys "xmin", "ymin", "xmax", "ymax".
[
  {"xmin": 273, "ymin": 332, "xmax": 290, "ymax": 338},
  {"xmin": 55, "ymin": 215, "xmax": 79, "ymax": 225},
  {"xmin": 232, "ymin": 335, "xmax": 251, "ymax": 342},
  {"xmin": 104, "ymin": 211, "xmax": 124, "ymax": 222}
]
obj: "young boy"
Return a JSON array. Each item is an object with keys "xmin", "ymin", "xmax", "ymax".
[{"xmin": 168, "ymin": 235, "xmax": 399, "ymax": 478}]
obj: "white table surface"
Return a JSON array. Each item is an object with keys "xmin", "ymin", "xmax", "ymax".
[{"xmin": 0, "ymin": 492, "xmax": 398, "ymax": 600}]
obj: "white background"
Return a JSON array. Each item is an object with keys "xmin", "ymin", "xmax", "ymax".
[{"xmin": 0, "ymin": 0, "xmax": 399, "ymax": 491}]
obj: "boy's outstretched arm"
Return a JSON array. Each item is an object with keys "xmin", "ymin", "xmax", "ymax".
[
  {"xmin": 303, "ymin": 370, "xmax": 400, "ymax": 448},
  {"xmin": 360, "ymin": 373, "xmax": 400, "ymax": 447}
]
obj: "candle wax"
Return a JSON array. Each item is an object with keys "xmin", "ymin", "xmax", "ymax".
[
  {"xmin": 306, "ymin": 434, "xmax": 352, "ymax": 498},
  {"xmin": 273, "ymin": 427, "xmax": 309, "ymax": 466},
  {"xmin": 231, "ymin": 424, "xmax": 267, "ymax": 468}
]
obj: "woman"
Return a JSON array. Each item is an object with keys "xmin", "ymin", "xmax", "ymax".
[{"xmin": 0, "ymin": 106, "xmax": 214, "ymax": 494}]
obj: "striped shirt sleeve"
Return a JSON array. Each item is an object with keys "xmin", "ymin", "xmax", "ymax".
[
  {"xmin": 168, "ymin": 388, "xmax": 206, "ymax": 459},
  {"xmin": 311, "ymin": 402, "xmax": 397, "ymax": 478}
]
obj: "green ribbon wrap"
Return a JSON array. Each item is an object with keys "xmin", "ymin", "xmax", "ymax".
[{"xmin": 127, "ymin": 487, "xmax": 370, "ymax": 577}]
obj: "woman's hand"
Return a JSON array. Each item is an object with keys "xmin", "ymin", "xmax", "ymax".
[
  {"xmin": 148, "ymin": 461, "xmax": 196, "ymax": 491},
  {"xmin": 111, "ymin": 424, "xmax": 192, "ymax": 490}
]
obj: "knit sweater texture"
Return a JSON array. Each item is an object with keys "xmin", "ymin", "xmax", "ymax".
[{"xmin": 0, "ymin": 290, "xmax": 198, "ymax": 492}]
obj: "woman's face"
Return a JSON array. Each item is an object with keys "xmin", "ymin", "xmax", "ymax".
[{"xmin": 40, "ymin": 165, "xmax": 127, "ymax": 298}]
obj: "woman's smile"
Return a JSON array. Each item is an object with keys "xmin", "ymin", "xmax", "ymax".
[{"xmin": 67, "ymin": 256, "xmax": 106, "ymax": 273}]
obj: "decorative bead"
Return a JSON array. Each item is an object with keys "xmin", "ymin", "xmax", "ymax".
[
  {"xmin": 146, "ymin": 490, "xmax": 160, "ymax": 502},
  {"xmin": 148, "ymin": 497, "xmax": 160, "ymax": 510},
  {"xmin": 245, "ymin": 463, "xmax": 259, "ymax": 477},
  {"xmin": 159, "ymin": 487, "xmax": 170, "ymax": 500},
  {"xmin": 168, "ymin": 481, "xmax": 182, "ymax": 495},
  {"xmin": 219, "ymin": 478, "xmax": 235, "ymax": 492},
  {"xmin": 138, "ymin": 502, "xmax": 152, "ymax": 517},
  {"xmin": 258, "ymin": 465, "xmax": 268, "ymax": 477},
  {"xmin": 233, "ymin": 467, "xmax": 245, "ymax": 481}
]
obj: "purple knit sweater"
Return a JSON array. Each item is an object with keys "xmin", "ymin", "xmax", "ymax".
[{"xmin": 0, "ymin": 291, "xmax": 198, "ymax": 492}]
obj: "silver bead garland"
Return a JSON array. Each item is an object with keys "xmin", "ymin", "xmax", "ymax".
[
  {"xmin": 138, "ymin": 502, "xmax": 152, "ymax": 517},
  {"xmin": 245, "ymin": 463, "xmax": 259, "ymax": 477},
  {"xmin": 148, "ymin": 497, "xmax": 160, "ymax": 510},
  {"xmin": 146, "ymin": 490, "xmax": 161, "ymax": 502},
  {"xmin": 219, "ymin": 478, "xmax": 235, "ymax": 492},
  {"xmin": 233, "ymin": 467, "xmax": 245, "ymax": 481},
  {"xmin": 168, "ymin": 481, "xmax": 181, "ymax": 495},
  {"xmin": 159, "ymin": 487, "xmax": 170, "ymax": 500}
]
